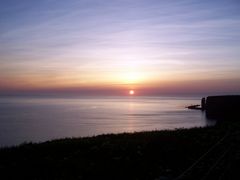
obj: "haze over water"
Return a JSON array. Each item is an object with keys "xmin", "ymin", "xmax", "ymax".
[{"xmin": 0, "ymin": 96, "xmax": 214, "ymax": 147}]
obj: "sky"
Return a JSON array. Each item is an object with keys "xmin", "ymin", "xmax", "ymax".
[{"xmin": 0, "ymin": 0, "xmax": 240, "ymax": 95}]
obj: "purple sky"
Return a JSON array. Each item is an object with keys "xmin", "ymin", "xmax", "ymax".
[{"xmin": 0, "ymin": 0, "xmax": 240, "ymax": 95}]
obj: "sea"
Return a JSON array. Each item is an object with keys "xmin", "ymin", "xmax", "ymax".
[{"xmin": 0, "ymin": 96, "xmax": 215, "ymax": 147}]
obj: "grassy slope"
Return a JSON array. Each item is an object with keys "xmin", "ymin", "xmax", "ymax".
[{"xmin": 0, "ymin": 122, "xmax": 239, "ymax": 180}]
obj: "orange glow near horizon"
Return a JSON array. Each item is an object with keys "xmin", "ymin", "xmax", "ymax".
[{"xmin": 1, "ymin": 76, "xmax": 240, "ymax": 96}]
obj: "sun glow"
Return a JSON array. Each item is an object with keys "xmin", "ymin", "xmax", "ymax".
[
  {"xmin": 129, "ymin": 90, "xmax": 135, "ymax": 95},
  {"xmin": 119, "ymin": 71, "xmax": 145, "ymax": 84}
]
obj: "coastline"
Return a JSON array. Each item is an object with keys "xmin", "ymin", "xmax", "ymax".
[{"xmin": 1, "ymin": 121, "xmax": 239, "ymax": 180}]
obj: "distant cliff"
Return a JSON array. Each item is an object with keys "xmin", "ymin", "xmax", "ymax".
[{"xmin": 203, "ymin": 95, "xmax": 240, "ymax": 120}]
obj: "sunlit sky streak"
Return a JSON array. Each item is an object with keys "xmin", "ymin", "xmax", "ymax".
[{"xmin": 0, "ymin": 0, "xmax": 240, "ymax": 95}]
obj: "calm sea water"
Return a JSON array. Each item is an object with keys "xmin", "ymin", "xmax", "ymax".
[{"xmin": 0, "ymin": 96, "xmax": 214, "ymax": 147}]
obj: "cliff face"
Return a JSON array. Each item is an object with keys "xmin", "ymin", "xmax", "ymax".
[{"xmin": 205, "ymin": 95, "xmax": 240, "ymax": 120}]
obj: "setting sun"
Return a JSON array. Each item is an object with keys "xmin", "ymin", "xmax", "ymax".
[{"xmin": 129, "ymin": 90, "xmax": 135, "ymax": 95}]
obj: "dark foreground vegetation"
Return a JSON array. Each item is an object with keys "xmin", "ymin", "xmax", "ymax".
[{"xmin": 1, "ymin": 121, "xmax": 240, "ymax": 180}]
